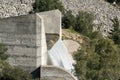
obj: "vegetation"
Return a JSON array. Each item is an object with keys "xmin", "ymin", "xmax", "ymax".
[
  {"xmin": 105, "ymin": 0, "xmax": 120, "ymax": 5},
  {"xmin": 31, "ymin": 0, "xmax": 77, "ymax": 29},
  {"xmin": 31, "ymin": 0, "xmax": 120, "ymax": 79},
  {"xmin": 32, "ymin": 0, "xmax": 65, "ymax": 13},
  {"xmin": 0, "ymin": 44, "xmax": 32, "ymax": 80},
  {"xmin": 62, "ymin": 10, "xmax": 95, "ymax": 38},
  {"xmin": 74, "ymin": 16, "xmax": 120, "ymax": 80},
  {"xmin": 105, "ymin": 0, "xmax": 115, "ymax": 3},
  {"xmin": 0, "ymin": 43, "xmax": 8, "ymax": 61},
  {"xmin": 62, "ymin": 10, "xmax": 94, "ymax": 38},
  {"xmin": 74, "ymin": 11, "xmax": 94, "ymax": 37},
  {"xmin": 0, "ymin": 66, "xmax": 32, "ymax": 80},
  {"xmin": 62, "ymin": 10, "xmax": 76, "ymax": 28},
  {"xmin": 74, "ymin": 34, "xmax": 120, "ymax": 80},
  {"xmin": 109, "ymin": 17, "xmax": 120, "ymax": 47}
]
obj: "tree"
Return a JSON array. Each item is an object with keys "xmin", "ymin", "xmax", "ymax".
[
  {"xmin": 62, "ymin": 10, "xmax": 76, "ymax": 28},
  {"xmin": 1, "ymin": 66, "xmax": 32, "ymax": 80},
  {"xmin": 95, "ymin": 38, "xmax": 120, "ymax": 80},
  {"xmin": 74, "ymin": 48, "xmax": 88, "ymax": 80},
  {"xmin": 32, "ymin": 0, "xmax": 65, "ymax": 14},
  {"xmin": 31, "ymin": 0, "xmax": 77, "ymax": 30},
  {"xmin": 74, "ymin": 38, "xmax": 97, "ymax": 80},
  {"xmin": 109, "ymin": 17, "xmax": 120, "ymax": 47},
  {"xmin": 73, "ymin": 11, "xmax": 94, "ymax": 37},
  {"xmin": 105, "ymin": 0, "xmax": 120, "ymax": 5},
  {"xmin": 0, "ymin": 43, "xmax": 32, "ymax": 80},
  {"xmin": 89, "ymin": 31, "xmax": 103, "ymax": 40},
  {"xmin": 74, "ymin": 38, "xmax": 120, "ymax": 80},
  {"xmin": 0, "ymin": 43, "xmax": 8, "ymax": 61}
]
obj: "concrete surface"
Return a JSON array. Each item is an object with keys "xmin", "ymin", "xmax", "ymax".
[
  {"xmin": 41, "ymin": 65, "xmax": 77, "ymax": 80},
  {"xmin": 39, "ymin": 10, "xmax": 62, "ymax": 39},
  {"xmin": 0, "ymin": 10, "xmax": 76, "ymax": 80},
  {"xmin": 0, "ymin": 12, "xmax": 48, "ymax": 72}
]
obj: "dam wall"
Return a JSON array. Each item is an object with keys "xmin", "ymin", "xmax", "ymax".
[
  {"xmin": 0, "ymin": 10, "xmax": 61, "ymax": 72},
  {"xmin": 0, "ymin": 10, "xmax": 77, "ymax": 80},
  {"xmin": 0, "ymin": 13, "xmax": 46, "ymax": 72},
  {"xmin": 39, "ymin": 10, "xmax": 62, "ymax": 39}
]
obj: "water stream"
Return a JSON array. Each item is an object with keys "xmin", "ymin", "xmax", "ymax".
[{"xmin": 48, "ymin": 39, "xmax": 75, "ymax": 73}]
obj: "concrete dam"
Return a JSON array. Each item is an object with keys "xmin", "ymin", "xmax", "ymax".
[{"xmin": 0, "ymin": 10, "xmax": 77, "ymax": 80}]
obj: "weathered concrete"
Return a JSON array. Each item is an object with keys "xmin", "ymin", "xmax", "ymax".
[
  {"xmin": 41, "ymin": 66, "xmax": 77, "ymax": 80},
  {"xmin": 36, "ymin": 14, "xmax": 47, "ymax": 66},
  {"xmin": 0, "ymin": 13, "xmax": 47, "ymax": 72},
  {"xmin": 39, "ymin": 10, "xmax": 62, "ymax": 39},
  {"xmin": 0, "ymin": 10, "xmax": 62, "ymax": 73},
  {"xmin": 39, "ymin": 10, "xmax": 62, "ymax": 49}
]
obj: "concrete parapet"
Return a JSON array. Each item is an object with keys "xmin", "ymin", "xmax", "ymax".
[
  {"xmin": 41, "ymin": 65, "xmax": 77, "ymax": 80},
  {"xmin": 39, "ymin": 10, "xmax": 62, "ymax": 39}
]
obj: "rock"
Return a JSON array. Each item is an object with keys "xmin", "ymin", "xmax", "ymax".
[
  {"xmin": 0, "ymin": 0, "xmax": 35, "ymax": 18},
  {"xmin": 60, "ymin": 0, "xmax": 120, "ymax": 36},
  {"xmin": 0, "ymin": 0, "xmax": 119, "ymax": 36}
]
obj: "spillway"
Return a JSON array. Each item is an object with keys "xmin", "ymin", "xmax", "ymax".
[{"xmin": 48, "ymin": 39, "xmax": 75, "ymax": 73}]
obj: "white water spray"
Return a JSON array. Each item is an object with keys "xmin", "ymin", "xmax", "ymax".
[{"xmin": 48, "ymin": 39, "xmax": 75, "ymax": 72}]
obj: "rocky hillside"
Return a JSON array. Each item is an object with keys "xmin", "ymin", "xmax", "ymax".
[
  {"xmin": 0, "ymin": 0, "xmax": 120, "ymax": 36},
  {"xmin": 60, "ymin": 0, "xmax": 120, "ymax": 36},
  {"xmin": 0, "ymin": 0, "xmax": 34, "ymax": 18}
]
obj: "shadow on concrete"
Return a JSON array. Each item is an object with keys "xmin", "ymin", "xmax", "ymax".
[{"xmin": 31, "ymin": 67, "xmax": 40, "ymax": 79}]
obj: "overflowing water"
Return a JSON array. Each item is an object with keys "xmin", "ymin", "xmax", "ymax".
[{"xmin": 48, "ymin": 39, "xmax": 75, "ymax": 73}]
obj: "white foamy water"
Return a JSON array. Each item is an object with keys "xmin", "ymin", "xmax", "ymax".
[{"xmin": 48, "ymin": 39, "xmax": 75, "ymax": 72}]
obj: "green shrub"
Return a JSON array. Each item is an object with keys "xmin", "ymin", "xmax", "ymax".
[
  {"xmin": 89, "ymin": 31, "xmax": 103, "ymax": 39},
  {"xmin": 0, "ymin": 43, "xmax": 8, "ymax": 61},
  {"xmin": 105, "ymin": 0, "xmax": 115, "ymax": 3},
  {"xmin": 73, "ymin": 11, "xmax": 94, "ymax": 37},
  {"xmin": 74, "ymin": 38, "xmax": 120, "ymax": 80},
  {"xmin": 62, "ymin": 10, "xmax": 76, "ymax": 28},
  {"xmin": 105, "ymin": 0, "xmax": 120, "ymax": 5},
  {"xmin": 0, "ymin": 66, "xmax": 32, "ymax": 80},
  {"xmin": 109, "ymin": 17, "xmax": 120, "ymax": 47},
  {"xmin": 32, "ymin": 0, "xmax": 65, "ymax": 14}
]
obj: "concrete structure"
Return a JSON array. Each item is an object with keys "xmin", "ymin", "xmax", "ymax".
[
  {"xmin": 0, "ymin": 10, "xmax": 61, "ymax": 72},
  {"xmin": 0, "ymin": 10, "xmax": 76, "ymax": 80},
  {"xmin": 41, "ymin": 66, "xmax": 77, "ymax": 80}
]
